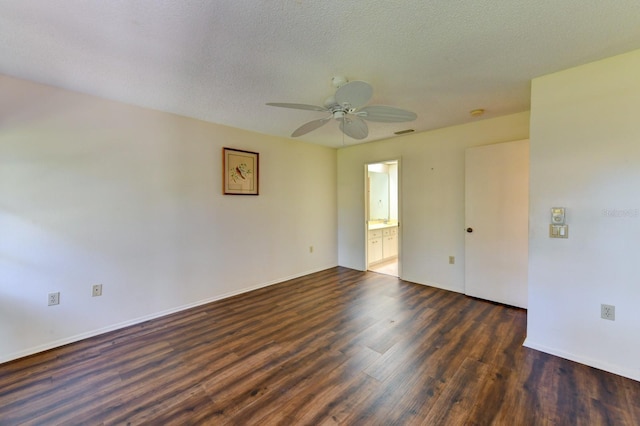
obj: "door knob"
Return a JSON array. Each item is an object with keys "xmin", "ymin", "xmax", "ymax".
[{"xmin": 466, "ymin": 227, "xmax": 473, "ymax": 233}]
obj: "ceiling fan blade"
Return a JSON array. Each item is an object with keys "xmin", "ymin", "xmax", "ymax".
[
  {"xmin": 357, "ymin": 105, "xmax": 417, "ymax": 122},
  {"xmin": 339, "ymin": 116, "xmax": 368, "ymax": 140},
  {"xmin": 291, "ymin": 116, "xmax": 332, "ymax": 137},
  {"xmin": 334, "ymin": 81, "xmax": 373, "ymax": 109},
  {"xmin": 266, "ymin": 103, "xmax": 328, "ymax": 112}
]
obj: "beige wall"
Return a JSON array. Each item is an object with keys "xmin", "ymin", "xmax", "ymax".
[
  {"xmin": 0, "ymin": 75, "xmax": 338, "ymax": 363},
  {"xmin": 337, "ymin": 112, "xmax": 530, "ymax": 292},
  {"xmin": 526, "ymin": 49, "xmax": 640, "ymax": 381}
]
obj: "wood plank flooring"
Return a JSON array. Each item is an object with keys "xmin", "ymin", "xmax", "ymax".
[{"xmin": 1, "ymin": 267, "xmax": 639, "ymax": 425}]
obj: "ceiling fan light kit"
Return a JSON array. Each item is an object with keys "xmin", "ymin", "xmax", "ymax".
[{"xmin": 267, "ymin": 77, "xmax": 417, "ymax": 141}]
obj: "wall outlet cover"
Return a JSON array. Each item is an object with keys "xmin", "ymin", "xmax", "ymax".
[
  {"xmin": 601, "ymin": 304, "xmax": 615, "ymax": 321},
  {"xmin": 48, "ymin": 292, "xmax": 60, "ymax": 306}
]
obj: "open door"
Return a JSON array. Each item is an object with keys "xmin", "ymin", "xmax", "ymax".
[{"xmin": 366, "ymin": 160, "xmax": 400, "ymax": 277}]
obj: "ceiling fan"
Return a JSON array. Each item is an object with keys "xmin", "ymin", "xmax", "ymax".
[{"xmin": 266, "ymin": 76, "xmax": 417, "ymax": 140}]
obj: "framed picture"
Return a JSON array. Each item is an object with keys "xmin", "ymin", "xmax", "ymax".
[{"xmin": 223, "ymin": 147, "xmax": 259, "ymax": 195}]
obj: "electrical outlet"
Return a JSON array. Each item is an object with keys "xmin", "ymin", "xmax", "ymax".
[
  {"xmin": 601, "ymin": 304, "xmax": 615, "ymax": 321},
  {"xmin": 92, "ymin": 284, "xmax": 103, "ymax": 297},
  {"xmin": 449, "ymin": 256, "xmax": 455, "ymax": 264},
  {"xmin": 48, "ymin": 292, "xmax": 60, "ymax": 306}
]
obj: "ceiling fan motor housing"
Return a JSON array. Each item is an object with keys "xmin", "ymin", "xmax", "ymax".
[{"xmin": 331, "ymin": 76, "xmax": 348, "ymax": 88}]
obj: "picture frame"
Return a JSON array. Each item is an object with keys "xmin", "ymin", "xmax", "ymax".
[{"xmin": 223, "ymin": 147, "xmax": 259, "ymax": 195}]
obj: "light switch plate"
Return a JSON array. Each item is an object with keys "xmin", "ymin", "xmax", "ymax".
[{"xmin": 549, "ymin": 224, "xmax": 569, "ymax": 238}]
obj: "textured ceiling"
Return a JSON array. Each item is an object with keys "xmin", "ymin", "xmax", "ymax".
[{"xmin": 2, "ymin": 1, "xmax": 640, "ymax": 148}]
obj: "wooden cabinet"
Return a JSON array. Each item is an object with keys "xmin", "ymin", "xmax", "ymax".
[
  {"xmin": 382, "ymin": 227, "xmax": 398, "ymax": 259},
  {"xmin": 368, "ymin": 226, "xmax": 398, "ymax": 265},
  {"xmin": 368, "ymin": 229, "xmax": 383, "ymax": 264}
]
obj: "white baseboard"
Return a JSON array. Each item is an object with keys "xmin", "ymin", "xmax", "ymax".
[
  {"xmin": 403, "ymin": 277, "xmax": 464, "ymax": 295},
  {"xmin": 1, "ymin": 264, "xmax": 338, "ymax": 365},
  {"xmin": 523, "ymin": 338, "xmax": 640, "ymax": 382}
]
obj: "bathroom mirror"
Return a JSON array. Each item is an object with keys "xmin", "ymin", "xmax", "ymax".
[{"xmin": 369, "ymin": 171, "xmax": 389, "ymax": 220}]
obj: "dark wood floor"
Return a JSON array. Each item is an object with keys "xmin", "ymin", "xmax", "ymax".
[{"xmin": 1, "ymin": 267, "xmax": 639, "ymax": 425}]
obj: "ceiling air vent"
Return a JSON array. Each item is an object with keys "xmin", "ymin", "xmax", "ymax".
[{"xmin": 394, "ymin": 129, "xmax": 415, "ymax": 135}]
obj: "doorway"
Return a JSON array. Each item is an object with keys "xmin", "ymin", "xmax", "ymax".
[{"xmin": 366, "ymin": 160, "xmax": 400, "ymax": 277}]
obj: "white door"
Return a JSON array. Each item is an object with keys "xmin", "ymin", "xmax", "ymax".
[{"xmin": 464, "ymin": 140, "xmax": 529, "ymax": 308}]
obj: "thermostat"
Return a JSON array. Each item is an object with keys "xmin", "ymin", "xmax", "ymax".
[{"xmin": 551, "ymin": 207, "xmax": 565, "ymax": 225}]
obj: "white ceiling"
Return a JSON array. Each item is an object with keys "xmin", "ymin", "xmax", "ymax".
[{"xmin": 2, "ymin": 1, "xmax": 640, "ymax": 148}]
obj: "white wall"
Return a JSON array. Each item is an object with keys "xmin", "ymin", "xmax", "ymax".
[
  {"xmin": 338, "ymin": 112, "xmax": 530, "ymax": 292},
  {"xmin": 389, "ymin": 163, "xmax": 398, "ymax": 221},
  {"xmin": 526, "ymin": 49, "xmax": 640, "ymax": 381},
  {"xmin": 0, "ymin": 75, "xmax": 338, "ymax": 363}
]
